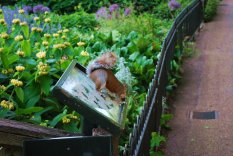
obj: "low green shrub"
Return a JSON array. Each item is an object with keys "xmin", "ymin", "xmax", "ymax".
[
  {"xmin": 53, "ymin": 11, "xmax": 98, "ymax": 31},
  {"xmin": 204, "ymin": 0, "xmax": 220, "ymax": 22}
]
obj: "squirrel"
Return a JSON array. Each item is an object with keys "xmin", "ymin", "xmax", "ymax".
[{"xmin": 86, "ymin": 52, "xmax": 126, "ymax": 101}]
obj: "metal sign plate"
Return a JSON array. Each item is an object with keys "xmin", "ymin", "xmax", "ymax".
[{"xmin": 52, "ymin": 60, "xmax": 127, "ymax": 134}]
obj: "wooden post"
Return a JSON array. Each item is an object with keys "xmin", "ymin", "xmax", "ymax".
[{"xmin": 112, "ymin": 135, "xmax": 120, "ymax": 156}]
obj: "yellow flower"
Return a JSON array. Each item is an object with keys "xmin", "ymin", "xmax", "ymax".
[
  {"xmin": 34, "ymin": 17, "xmax": 39, "ymax": 21},
  {"xmin": 8, "ymin": 103, "xmax": 14, "ymax": 110},
  {"xmin": 16, "ymin": 50, "xmax": 25, "ymax": 57},
  {"xmin": 35, "ymin": 42, "xmax": 40, "ymax": 46},
  {"xmin": 14, "ymin": 35, "xmax": 24, "ymax": 41},
  {"xmin": 20, "ymin": 22, "xmax": 27, "ymax": 26},
  {"xmin": 15, "ymin": 65, "xmax": 25, "ymax": 72},
  {"xmin": 42, "ymin": 41, "xmax": 49, "ymax": 46},
  {"xmin": 61, "ymin": 35, "xmax": 66, "ymax": 39},
  {"xmin": 0, "ymin": 32, "xmax": 9, "ymax": 39},
  {"xmin": 31, "ymin": 27, "xmax": 37, "ymax": 32},
  {"xmin": 53, "ymin": 43, "xmax": 66, "ymax": 49},
  {"xmin": 53, "ymin": 33, "xmax": 59, "ymax": 37},
  {"xmin": 18, "ymin": 9, "xmax": 25, "ymax": 14},
  {"xmin": 62, "ymin": 116, "xmax": 71, "ymax": 124},
  {"xmin": 64, "ymin": 42, "xmax": 71, "ymax": 46},
  {"xmin": 40, "ymin": 122, "xmax": 47, "ymax": 127},
  {"xmin": 44, "ymin": 18, "xmax": 51, "ymax": 23},
  {"xmin": 0, "ymin": 85, "xmax": 6, "ymax": 91},
  {"xmin": 0, "ymin": 19, "xmax": 6, "ymax": 25},
  {"xmin": 44, "ymin": 33, "xmax": 51, "ymax": 38},
  {"xmin": 37, "ymin": 62, "xmax": 49, "ymax": 75},
  {"xmin": 57, "ymin": 30, "xmax": 62, "ymax": 34},
  {"xmin": 39, "ymin": 71, "xmax": 48, "ymax": 75},
  {"xmin": 63, "ymin": 29, "xmax": 69, "ymax": 33},
  {"xmin": 0, "ymin": 48, "xmax": 4, "ymax": 53},
  {"xmin": 8, "ymin": 68, "xmax": 14, "ymax": 73},
  {"xmin": 36, "ymin": 51, "xmax": 46, "ymax": 59},
  {"xmin": 70, "ymin": 115, "xmax": 78, "ymax": 119},
  {"xmin": 81, "ymin": 50, "xmax": 89, "ymax": 57},
  {"xmin": 36, "ymin": 28, "xmax": 43, "ymax": 33},
  {"xmin": 10, "ymin": 79, "xmax": 23, "ymax": 87},
  {"xmin": 44, "ymin": 11, "xmax": 49, "ymax": 15},
  {"xmin": 77, "ymin": 41, "xmax": 85, "ymax": 46},
  {"xmin": 1, "ymin": 69, "xmax": 8, "ymax": 74},
  {"xmin": 12, "ymin": 18, "xmax": 20, "ymax": 24},
  {"xmin": 0, "ymin": 100, "xmax": 14, "ymax": 110}
]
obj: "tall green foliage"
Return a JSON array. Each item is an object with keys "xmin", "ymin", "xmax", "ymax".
[{"xmin": 204, "ymin": 0, "xmax": 220, "ymax": 22}]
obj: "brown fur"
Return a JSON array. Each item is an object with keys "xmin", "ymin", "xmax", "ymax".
[
  {"xmin": 90, "ymin": 69, "xmax": 126, "ymax": 101},
  {"xmin": 88, "ymin": 52, "xmax": 126, "ymax": 101}
]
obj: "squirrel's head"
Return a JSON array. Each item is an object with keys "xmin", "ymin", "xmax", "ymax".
[{"xmin": 97, "ymin": 52, "xmax": 117, "ymax": 68}]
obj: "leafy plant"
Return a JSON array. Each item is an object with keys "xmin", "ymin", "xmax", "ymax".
[
  {"xmin": 0, "ymin": 1, "xmax": 195, "ymax": 154},
  {"xmin": 150, "ymin": 132, "xmax": 166, "ymax": 156},
  {"xmin": 0, "ymin": 8, "xmax": 89, "ymax": 131},
  {"xmin": 204, "ymin": 0, "xmax": 220, "ymax": 22},
  {"xmin": 160, "ymin": 114, "xmax": 173, "ymax": 130}
]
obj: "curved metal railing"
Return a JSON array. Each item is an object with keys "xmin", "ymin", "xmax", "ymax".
[{"xmin": 123, "ymin": 0, "xmax": 204, "ymax": 155}]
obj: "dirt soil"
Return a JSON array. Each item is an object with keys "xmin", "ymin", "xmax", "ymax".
[{"xmin": 164, "ymin": 0, "xmax": 233, "ymax": 156}]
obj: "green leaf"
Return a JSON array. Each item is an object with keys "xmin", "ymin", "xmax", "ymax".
[
  {"xmin": 63, "ymin": 47, "xmax": 74, "ymax": 56},
  {"xmin": 29, "ymin": 114, "xmax": 41, "ymax": 123},
  {"xmin": 127, "ymin": 31, "xmax": 138, "ymax": 40},
  {"xmin": 39, "ymin": 75, "xmax": 52, "ymax": 95},
  {"xmin": 21, "ymin": 40, "xmax": 31, "ymax": 56},
  {"xmin": 0, "ymin": 53, "xmax": 9, "ymax": 68},
  {"xmin": 16, "ymin": 107, "xmax": 44, "ymax": 115},
  {"xmin": 15, "ymin": 87, "xmax": 24, "ymax": 103},
  {"xmin": 129, "ymin": 52, "xmax": 140, "ymax": 61},
  {"xmin": 43, "ymin": 97, "xmax": 61, "ymax": 110},
  {"xmin": 62, "ymin": 121, "xmax": 80, "ymax": 133},
  {"xmin": 160, "ymin": 114, "xmax": 173, "ymax": 127},
  {"xmin": 73, "ymin": 47, "xmax": 84, "ymax": 56},
  {"xmin": 26, "ymin": 95, "xmax": 40, "ymax": 108},
  {"xmin": 35, "ymin": 106, "xmax": 54, "ymax": 116},
  {"xmin": 111, "ymin": 30, "xmax": 121, "ymax": 42},
  {"xmin": 49, "ymin": 109, "xmax": 67, "ymax": 127},
  {"xmin": 150, "ymin": 132, "xmax": 166, "ymax": 148},
  {"xmin": 127, "ymin": 42, "xmax": 138, "ymax": 54},
  {"xmin": 24, "ymin": 83, "xmax": 41, "ymax": 102},
  {"xmin": 22, "ymin": 71, "xmax": 33, "ymax": 81},
  {"xmin": 22, "ymin": 25, "xmax": 29, "ymax": 39},
  {"xmin": 0, "ymin": 109, "xmax": 15, "ymax": 118},
  {"xmin": 8, "ymin": 54, "xmax": 19, "ymax": 65}
]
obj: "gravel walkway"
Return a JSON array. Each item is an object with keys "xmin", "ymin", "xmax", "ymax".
[{"xmin": 164, "ymin": 0, "xmax": 233, "ymax": 155}]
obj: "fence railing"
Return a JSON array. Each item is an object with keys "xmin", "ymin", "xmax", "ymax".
[{"xmin": 123, "ymin": 0, "xmax": 204, "ymax": 155}]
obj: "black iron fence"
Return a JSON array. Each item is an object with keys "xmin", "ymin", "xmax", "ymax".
[{"xmin": 123, "ymin": 0, "xmax": 204, "ymax": 155}]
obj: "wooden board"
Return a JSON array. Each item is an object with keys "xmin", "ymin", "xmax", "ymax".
[{"xmin": 0, "ymin": 119, "xmax": 80, "ymax": 146}]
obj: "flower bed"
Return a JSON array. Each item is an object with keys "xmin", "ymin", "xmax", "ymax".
[{"xmin": 0, "ymin": 0, "xmax": 191, "ymax": 153}]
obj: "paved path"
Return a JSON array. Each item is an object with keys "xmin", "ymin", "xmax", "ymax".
[{"xmin": 164, "ymin": 0, "xmax": 233, "ymax": 155}]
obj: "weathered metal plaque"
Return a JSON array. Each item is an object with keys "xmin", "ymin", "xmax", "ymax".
[{"xmin": 52, "ymin": 60, "xmax": 127, "ymax": 134}]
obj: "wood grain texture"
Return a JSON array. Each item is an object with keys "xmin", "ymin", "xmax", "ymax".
[{"xmin": 0, "ymin": 118, "xmax": 81, "ymax": 146}]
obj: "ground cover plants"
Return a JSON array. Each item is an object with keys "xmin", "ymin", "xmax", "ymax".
[
  {"xmin": 0, "ymin": 0, "xmax": 193, "ymax": 154},
  {"xmin": 204, "ymin": 0, "xmax": 220, "ymax": 22}
]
